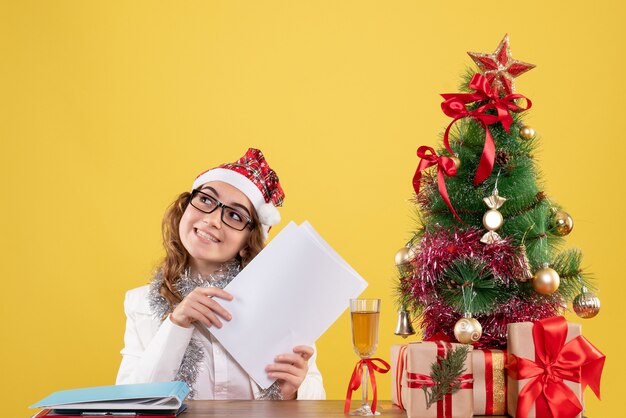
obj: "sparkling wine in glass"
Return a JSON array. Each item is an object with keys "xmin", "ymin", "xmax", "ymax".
[{"xmin": 350, "ymin": 298, "xmax": 381, "ymax": 416}]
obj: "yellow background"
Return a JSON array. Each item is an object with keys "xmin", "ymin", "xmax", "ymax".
[{"xmin": 1, "ymin": 1, "xmax": 624, "ymax": 416}]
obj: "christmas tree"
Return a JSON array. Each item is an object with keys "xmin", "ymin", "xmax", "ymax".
[{"xmin": 395, "ymin": 35, "xmax": 600, "ymax": 349}]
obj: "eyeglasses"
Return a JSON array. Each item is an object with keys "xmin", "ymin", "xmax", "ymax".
[{"xmin": 188, "ymin": 189, "xmax": 254, "ymax": 231}]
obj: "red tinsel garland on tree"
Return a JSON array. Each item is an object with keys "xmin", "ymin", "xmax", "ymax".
[{"xmin": 403, "ymin": 226, "xmax": 562, "ymax": 348}]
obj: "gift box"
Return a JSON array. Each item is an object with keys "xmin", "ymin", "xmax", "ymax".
[
  {"xmin": 401, "ymin": 341, "xmax": 473, "ymax": 418},
  {"xmin": 507, "ymin": 316, "xmax": 605, "ymax": 418},
  {"xmin": 391, "ymin": 344, "xmax": 408, "ymax": 409},
  {"xmin": 472, "ymin": 349, "xmax": 507, "ymax": 415}
]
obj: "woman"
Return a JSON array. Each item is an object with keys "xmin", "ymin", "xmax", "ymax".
[{"xmin": 116, "ymin": 148, "xmax": 325, "ymax": 400}]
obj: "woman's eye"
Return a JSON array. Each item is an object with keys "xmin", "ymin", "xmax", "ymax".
[
  {"xmin": 228, "ymin": 210, "xmax": 243, "ymax": 222},
  {"xmin": 199, "ymin": 196, "xmax": 214, "ymax": 205}
]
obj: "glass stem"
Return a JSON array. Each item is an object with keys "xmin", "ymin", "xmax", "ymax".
[{"xmin": 361, "ymin": 361, "xmax": 369, "ymax": 407}]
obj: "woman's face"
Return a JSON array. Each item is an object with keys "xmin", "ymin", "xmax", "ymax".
[{"xmin": 179, "ymin": 181, "xmax": 253, "ymax": 275}]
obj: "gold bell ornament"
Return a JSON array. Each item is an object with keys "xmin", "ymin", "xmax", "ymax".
[
  {"xmin": 481, "ymin": 190, "xmax": 507, "ymax": 244},
  {"xmin": 394, "ymin": 306, "xmax": 416, "ymax": 338},
  {"xmin": 573, "ymin": 286, "xmax": 601, "ymax": 319}
]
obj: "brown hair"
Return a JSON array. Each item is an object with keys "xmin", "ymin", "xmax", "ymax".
[{"xmin": 158, "ymin": 191, "xmax": 264, "ymax": 311}]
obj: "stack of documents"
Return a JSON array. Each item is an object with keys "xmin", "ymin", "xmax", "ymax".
[
  {"xmin": 30, "ymin": 381, "xmax": 189, "ymax": 417},
  {"xmin": 210, "ymin": 221, "xmax": 368, "ymax": 388}
]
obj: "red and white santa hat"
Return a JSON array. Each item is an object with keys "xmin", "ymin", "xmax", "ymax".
[{"xmin": 192, "ymin": 148, "xmax": 285, "ymax": 238}]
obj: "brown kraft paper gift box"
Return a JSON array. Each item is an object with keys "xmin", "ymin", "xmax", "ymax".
[
  {"xmin": 472, "ymin": 349, "xmax": 507, "ymax": 415},
  {"xmin": 506, "ymin": 321, "xmax": 582, "ymax": 418},
  {"xmin": 391, "ymin": 344, "xmax": 408, "ymax": 409},
  {"xmin": 404, "ymin": 341, "xmax": 473, "ymax": 418}
]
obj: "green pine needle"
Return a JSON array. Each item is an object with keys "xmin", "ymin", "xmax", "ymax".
[
  {"xmin": 422, "ymin": 345, "xmax": 470, "ymax": 409},
  {"xmin": 551, "ymin": 248, "xmax": 596, "ymax": 301},
  {"xmin": 438, "ymin": 258, "xmax": 499, "ymax": 314}
]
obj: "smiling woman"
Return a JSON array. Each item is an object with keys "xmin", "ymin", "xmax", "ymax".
[
  {"xmin": 114, "ymin": 148, "xmax": 326, "ymax": 401},
  {"xmin": 178, "ymin": 183, "xmax": 257, "ymax": 276}
]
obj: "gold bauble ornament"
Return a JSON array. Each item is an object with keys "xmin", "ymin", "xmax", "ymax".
[
  {"xmin": 573, "ymin": 287, "xmax": 601, "ymax": 319},
  {"xmin": 532, "ymin": 265, "xmax": 560, "ymax": 295},
  {"xmin": 519, "ymin": 125, "xmax": 536, "ymax": 140},
  {"xmin": 395, "ymin": 246, "xmax": 413, "ymax": 277},
  {"xmin": 552, "ymin": 211, "xmax": 574, "ymax": 236},
  {"xmin": 395, "ymin": 247, "xmax": 411, "ymax": 265},
  {"xmin": 453, "ymin": 316, "xmax": 483, "ymax": 344},
  {"xmin": 483, "ymin": 209, "xmax": 504, "ymax": 230}
]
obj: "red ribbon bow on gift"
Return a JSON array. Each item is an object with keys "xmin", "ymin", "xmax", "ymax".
[
  {"xmin": 407, "ymin": 371, "xmax": 473, "ymax": 418},
  {"xmin": 344, "ymin": 357, "xmax": 390, "ymax": 414},
  {"xmin": 441, "ymin": 73, "xmax": 532, "ymax": 185},
  {"xmin": 508, "ymin": 316, "xmax": 606, "ymax": 418},
  {"xmin": 412, "ymin": 146, "xmax": 463, "ymax": 223}
]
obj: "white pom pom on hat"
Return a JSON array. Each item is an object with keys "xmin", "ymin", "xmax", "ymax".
[
  {"xmin": 257, "ymin": 202, "xmax": 281, "ymax": 226},
  {"xmin": 191, "ymin": 148, "xmax": 285, "ymax": 239}
]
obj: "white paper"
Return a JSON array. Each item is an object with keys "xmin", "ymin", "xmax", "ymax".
[{"xmin": 209, "ymin": 221, "xmax": 368, "ymax": 388}]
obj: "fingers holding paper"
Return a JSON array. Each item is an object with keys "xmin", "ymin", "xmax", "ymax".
[
  {"xmin": 170, "ymin": 287, "xmax": 233, "ymax": 329},
  {"xmin": 266, "ymin": 345, "xmax": 314, "ymax": 400}
]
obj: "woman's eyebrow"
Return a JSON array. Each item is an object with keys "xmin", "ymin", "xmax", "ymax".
[
  {"xmin": 231, "ymin": 202, "xmax": 251, "ymax": 216},
  {"xmin": 200, "ymin": 186, "xmax": 219, "ymax": 196},
  {"xmin": 200, "ymin": 186, "xmax": 252, "ymax": 216}
]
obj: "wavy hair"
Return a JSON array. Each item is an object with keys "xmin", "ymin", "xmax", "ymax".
[{"xmin": 158, "ymin": 191, "xmax": 264, "ymax": 311}]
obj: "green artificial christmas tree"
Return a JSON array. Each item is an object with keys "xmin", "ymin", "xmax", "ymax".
[{"xmin": 395, "ymin": 35, "xmax": 600, "ymax": 348}]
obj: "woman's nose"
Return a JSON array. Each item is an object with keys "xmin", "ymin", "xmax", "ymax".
[{"xmin": 202, "ymin": 208, "xmax": 223, "ymax": 228}]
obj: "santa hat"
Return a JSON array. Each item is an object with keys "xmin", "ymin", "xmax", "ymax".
[{"xmin": 192, "ymin": 148, "xmax": 285, "ymax": 238}]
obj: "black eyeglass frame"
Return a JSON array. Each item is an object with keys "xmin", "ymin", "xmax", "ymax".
[{"xmin": 188, "ymin": 189, "xmax": 254, "ymax": 231}]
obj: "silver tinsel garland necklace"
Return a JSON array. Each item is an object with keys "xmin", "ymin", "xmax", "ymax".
[{"xmin": 148, "ymin": 261, "xmax": 282, "ymax": 400}]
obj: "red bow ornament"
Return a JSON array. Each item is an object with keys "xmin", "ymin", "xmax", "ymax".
[
  {"xmin": 440, "ymin": 73, "xmax": 532, "ymax": 185},
  {"xmin": 412, "ymin": 146, "xmax": 462, "ymax": 223},
  {"xmin": 508, "ymin": 316, "xmax": 605, "ymax": 418},
  {"xmin": 344, "ymin": 357, "xmax": 390, "ymax": 414}
]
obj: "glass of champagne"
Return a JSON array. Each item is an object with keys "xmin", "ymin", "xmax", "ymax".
[{"xmin": 350, "ymin": 298, "xmax": 381, "ymax": 416}]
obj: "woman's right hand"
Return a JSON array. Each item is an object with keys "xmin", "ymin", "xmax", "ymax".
[{"xmin": 170, "ymin": 287, "xmax": 233, "ymax": 329}]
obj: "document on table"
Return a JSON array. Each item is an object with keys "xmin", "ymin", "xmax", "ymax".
[
  {"xmin": 29, "ymin": 381, "xmax": 189, "ymax": 412},
  {"xmin": 209, "ymin": 221, "xmax": 368, "ymax": 388}
]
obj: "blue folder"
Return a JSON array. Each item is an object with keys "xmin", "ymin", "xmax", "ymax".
[{"xmin": 30, "ymin": 381, "xmax": 189, "ymax": 412}]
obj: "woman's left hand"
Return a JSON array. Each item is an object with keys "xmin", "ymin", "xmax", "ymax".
[{"xmin": 265, "ymin": 345, "xmax": 313, "ymax": 400}]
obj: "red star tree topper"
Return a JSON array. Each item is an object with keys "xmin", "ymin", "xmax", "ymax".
[{"xmin": 467, "ymin": 34, "xmax": 535, "ymax": 96}]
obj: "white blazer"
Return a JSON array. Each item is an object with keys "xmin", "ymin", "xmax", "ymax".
[{"xmin": 116, "ymin": 285, "xmax": 326, "ymax": 400}]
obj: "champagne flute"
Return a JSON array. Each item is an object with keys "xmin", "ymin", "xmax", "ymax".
[{"xmin": 350, "ymin": 298, "xmax": 381, "ymax": 416}]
